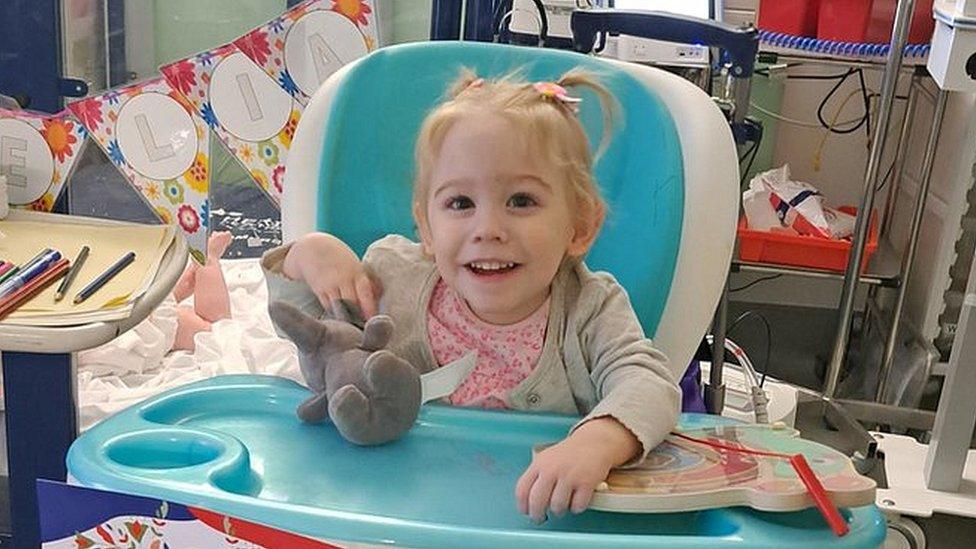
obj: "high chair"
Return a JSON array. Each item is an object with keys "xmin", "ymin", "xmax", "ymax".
[{"xmin": 66, "ymin": 42, "xmax": 886, "ymax": 547}]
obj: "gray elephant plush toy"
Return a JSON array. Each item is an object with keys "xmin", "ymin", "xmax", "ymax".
[{"xmin": 269, "ymin": 301, "xmax": 422, "ymax": 445}]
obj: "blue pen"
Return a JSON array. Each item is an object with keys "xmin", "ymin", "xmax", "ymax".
[{"xmin": 0, "ymin": 249, "xmax": 62, "ymax": 299}]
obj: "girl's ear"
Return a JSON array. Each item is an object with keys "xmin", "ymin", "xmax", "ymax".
[
  {"xmin": 413, "ymin": 201, "xmax": 435, "ymax": 257},
  {"xmin": 567, "ymin": 200, "xmax": 605, "ymax": 258}
]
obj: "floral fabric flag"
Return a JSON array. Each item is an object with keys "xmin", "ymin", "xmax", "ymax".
[
  {"xmin": 0, "ymin": 108, "xmax": 87, "ymax": 211},
  {"xmin": 161, "ymin": 43, "xmax": 300, "ymax": 206},
  {"xmin": 234, "ymin": 0, "xmax": 378, "ymax": 106},
  {"xmin": 68, "ymin": 77, "xmax": 211, "ymax": 263}
]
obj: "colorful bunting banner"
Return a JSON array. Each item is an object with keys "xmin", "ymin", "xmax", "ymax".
[
  {"xmin": 68, "ymin": 78, "xmax": 211, "ymax": 262},
  {"xmin": 0, "ymin": 108, "xmax": 87, "ymax": 211},
  {"xmin": 161, "ymin": 44, "xmax": 300, "ymax": 207},
  {"xmin": 234, "ymin": 0, "xmax": 378, "ymax": 106}
]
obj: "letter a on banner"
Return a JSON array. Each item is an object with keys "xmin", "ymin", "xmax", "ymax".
[
  {"xmin": 68, "ymin": 78, "xmax": 211, "ymax": 263},
  {"xmin": 234, "ymin": 0, "xmax": 378, "ymax": 106}
]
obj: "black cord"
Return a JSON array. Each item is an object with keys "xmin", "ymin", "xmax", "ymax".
[
  {"xmin": 739, "ymin": 141, "xmax": 757, "ymax": 163},
  {"xmin": 786, "ymin": 71, "xmax": 854, "ymax": 80},
  {"xmin": 729, "ymin": 274, "xmax": 782, "ymax": 293},
  {"xmin": 728, "ymin": 310, "xmax": 773, "ymax": 388},
  {"xmin": 740, "ymin": 144, "xmax": 760, "ymax": 188},
  {"xmin": 857, "ymin": 69, "xmax": 872, "ymax": 139},
  {"xmin": 754, "ymin": 66, "xmax": 854, "ymax": 80},
  {"xmin": 875, "ymin": 159, "xmax": 896, "ymax": 192},
  {"xmin": 816, "ymin": 68, "xmax": 872, "ymax": 135},
  {"xmin": 739, "ymin": 130, "xmax": 763, "ymax": 188}
]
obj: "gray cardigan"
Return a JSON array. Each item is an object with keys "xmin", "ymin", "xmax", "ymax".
[{"xmin": 262, "ymin": 234, "xmax": 680, "ymax": 461}]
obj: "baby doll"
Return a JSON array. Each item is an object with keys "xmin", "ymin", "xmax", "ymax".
[{"xmin": 171, "ymin": 231, "xmax": 234, "ymax": 350}]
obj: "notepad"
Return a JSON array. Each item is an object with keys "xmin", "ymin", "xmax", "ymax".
[{"xmin": 0, "ymin": 218, "xmax": 176, "ymax": 326}]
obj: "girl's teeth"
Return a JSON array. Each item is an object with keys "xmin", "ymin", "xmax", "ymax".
[{"xmin": 470, "ymin": 261, "xmax": 515, "ymax": 271}]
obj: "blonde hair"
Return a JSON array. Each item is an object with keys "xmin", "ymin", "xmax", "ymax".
[{"xmin": 413, "ymin": 68, "xmax": 617, "ymax": 241}]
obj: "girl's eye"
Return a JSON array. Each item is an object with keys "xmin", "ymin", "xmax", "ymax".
[
  {"xmin": 447, "ymin": 196, "xmax": 474, "ymax": 210},
  {"xmin": 508, "ymin": 193, "xmax": 537, "ymax": 208}
]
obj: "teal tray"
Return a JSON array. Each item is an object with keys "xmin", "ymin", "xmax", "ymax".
[{"xmin": 67, "ymin": 375, "xmax": 886, "ymax": 548}]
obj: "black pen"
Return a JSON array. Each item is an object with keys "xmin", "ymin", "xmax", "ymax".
[
  {"xmin": 73, "ymin": 251, "xmax": 136, "ymax": 304},
  {"xmin": 55, "ymin": 245, "xmax": 90, "ymax": 302}
]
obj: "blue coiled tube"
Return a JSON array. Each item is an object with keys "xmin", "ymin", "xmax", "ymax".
[{"xmin": 758, "ymin": 29, "xmax": 931, "ymax": 58}]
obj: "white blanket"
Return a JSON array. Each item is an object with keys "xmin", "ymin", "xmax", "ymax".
[{"xmin": 76, "ymin": 258, "xmax": 303, "ymax": 430}]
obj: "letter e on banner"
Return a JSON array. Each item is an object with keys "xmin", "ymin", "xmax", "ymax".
[{"xmin": 0, "ymin": 118, "xmax": 55, "ymax": 205}]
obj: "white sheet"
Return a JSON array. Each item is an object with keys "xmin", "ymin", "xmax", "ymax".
[{"xmin": 76, "ymin": 258, "xmax": 303, "ymax": 431}]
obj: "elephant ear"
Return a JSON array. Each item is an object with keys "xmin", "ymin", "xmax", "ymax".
[
  {"xmin": 268, "ymin": 301, "xmax": 334, "ymax": 354},
  {"xmin": 361, "ymin": 315, "xmax": 394, "ymax": 352}
]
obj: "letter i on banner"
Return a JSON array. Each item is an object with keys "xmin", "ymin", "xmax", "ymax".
[
  {"xmin": 234, "ymin": 0, "xmax": 378, "ymax": 107},
  {"xmin": 161, "ymin": 44, "xmax": 299, "ymax": 207},
  {"xmin": 0, "ymin": 108, "xmax": 87, "ymax": 211},
  {"xmin": 68, "ymin": 78, "xmax": 211, "ymax": 263}
]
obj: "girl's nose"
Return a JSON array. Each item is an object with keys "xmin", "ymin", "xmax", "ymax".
[{"xmin": 472, "ymin": 208, "xmax": 508, "ymax": 243}]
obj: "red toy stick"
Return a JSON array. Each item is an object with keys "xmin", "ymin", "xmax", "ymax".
[{"xmin": 672, "ymin": 431, "xmax": 849, "ymax": 537}]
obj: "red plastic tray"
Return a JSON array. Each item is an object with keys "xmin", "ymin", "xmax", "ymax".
[{"xmin": 737, "ymin": 206, "xmax": 878, "ymax": 273}]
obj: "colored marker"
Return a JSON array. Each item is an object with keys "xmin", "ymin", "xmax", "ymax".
[
  {"xmin": 0, "ymin": 259, "xmax": 70, "ymax": 321},
  {"xmin": 55, "ymin": 246, "xmax": 90, "ymax": 302},
  {"xmin": 0, "ymin": 248, "xmax": 53, "ymax": 288},
  {"xmin": 0, "ymin": 249, "xmax": 62, "ymax": 299},
  {"xmin": 0, "ymin": 265, "xmax": 19, "ymax": 286},
  {"xmin": 74, "ymin": 251, "xmax": 136, "ymax": 304},
  {"xmin": 20, "ymin": 248, "xmax": 55, "ymax": 271}
]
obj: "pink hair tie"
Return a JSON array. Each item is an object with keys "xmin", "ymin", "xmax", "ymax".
[
  {"xmin": 467, "ymin": 78, "xmax": 485, "ymax": 90},
  {"xmin": 533, "ymin": 82, "xmax": 582, "ymax": 113}
]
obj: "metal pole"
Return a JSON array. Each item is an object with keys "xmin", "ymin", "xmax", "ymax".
[
  {"xmin": 879, "ymin": 75, "xmax": 919, "ymax": 239},
  {"xmin": 863, "ymin": 74, "xmax": 918, "ymax": 350},
  {"xmin": 877, "ymin": 90, "xmax": 948, "ymax": 402},
  {"xmin": 823, "ymin": 0, "xmax": 916, "ymax": 399},
  {"xmin": 705, "ymin": 279, "xmax": 729, "ymax": 415}
]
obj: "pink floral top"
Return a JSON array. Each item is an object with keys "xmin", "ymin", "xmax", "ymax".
[{"xmin": 427, "ymin": 279, "xmax": 550, "ymax": 409}]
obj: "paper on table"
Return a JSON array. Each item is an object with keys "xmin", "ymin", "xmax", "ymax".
[{"xmin": 0, "ymin": 220, "xmax": 176, "ymax": 325}]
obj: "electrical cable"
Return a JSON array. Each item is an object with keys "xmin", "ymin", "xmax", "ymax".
[
  {"xmin": 750, "ymin": 102, "xmax": 864, "ymax": 129},
  {"xmin": 814, "ymin": 87, "xmax": 868, "ymax": 171},
  {"xmin": 875, "ymin": 159, "xmax": 896, "ymax": 192},
  {"xmin": 729, "ymin": 274, "xmax": 782, "ymax": 293},
  {"xmin": 740, "ymin": 142, "xmax": 761, "ymax": 188},
  {"xmin": 816, "ymin": 69, "xmax": 870, "ymax": 135},
  {"xmin": 704, "ymin": 334, "xmax": 769, "ymax": 424},
  {"xmin": 728, "ymin": 310, "xmax": 773, "ymax": 388},
  {"xmin": 750, "ymin": 102, "xmax": 871, "ymax": 129},
  {"xmin": 739, "ymin": 123, "xmax": 763, "ymax": 188},
  {"xmin": 857, "ymin": 69, "xmax": 872, "ymax": 140}
]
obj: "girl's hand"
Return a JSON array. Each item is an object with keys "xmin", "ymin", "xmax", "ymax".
[
  {"xmin": 282, "ymin": 232, "xmax": 379, "ymax": 318},
  {"xmin": 515, "ymin": 417, "xmax": 641, "ymax": 523}
]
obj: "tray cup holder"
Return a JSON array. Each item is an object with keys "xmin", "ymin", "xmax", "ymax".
[{"xmin": 106, "ymin": 430, "xmax": 225, "ymax": 470}]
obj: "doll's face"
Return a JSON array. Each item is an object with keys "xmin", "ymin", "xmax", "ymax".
[{"xmin": 416, "ymin": 111, "xmax": 590, "ymax": 325}]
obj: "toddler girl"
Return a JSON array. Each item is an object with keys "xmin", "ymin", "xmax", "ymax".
[{"xmin": 263, "ymin": 69, "xmax": 680, "ymax": 522}]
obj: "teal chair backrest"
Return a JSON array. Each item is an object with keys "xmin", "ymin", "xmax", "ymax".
[{"xmin": 313, "ymin": 42, "xmax": 684, "ymax": 337}]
